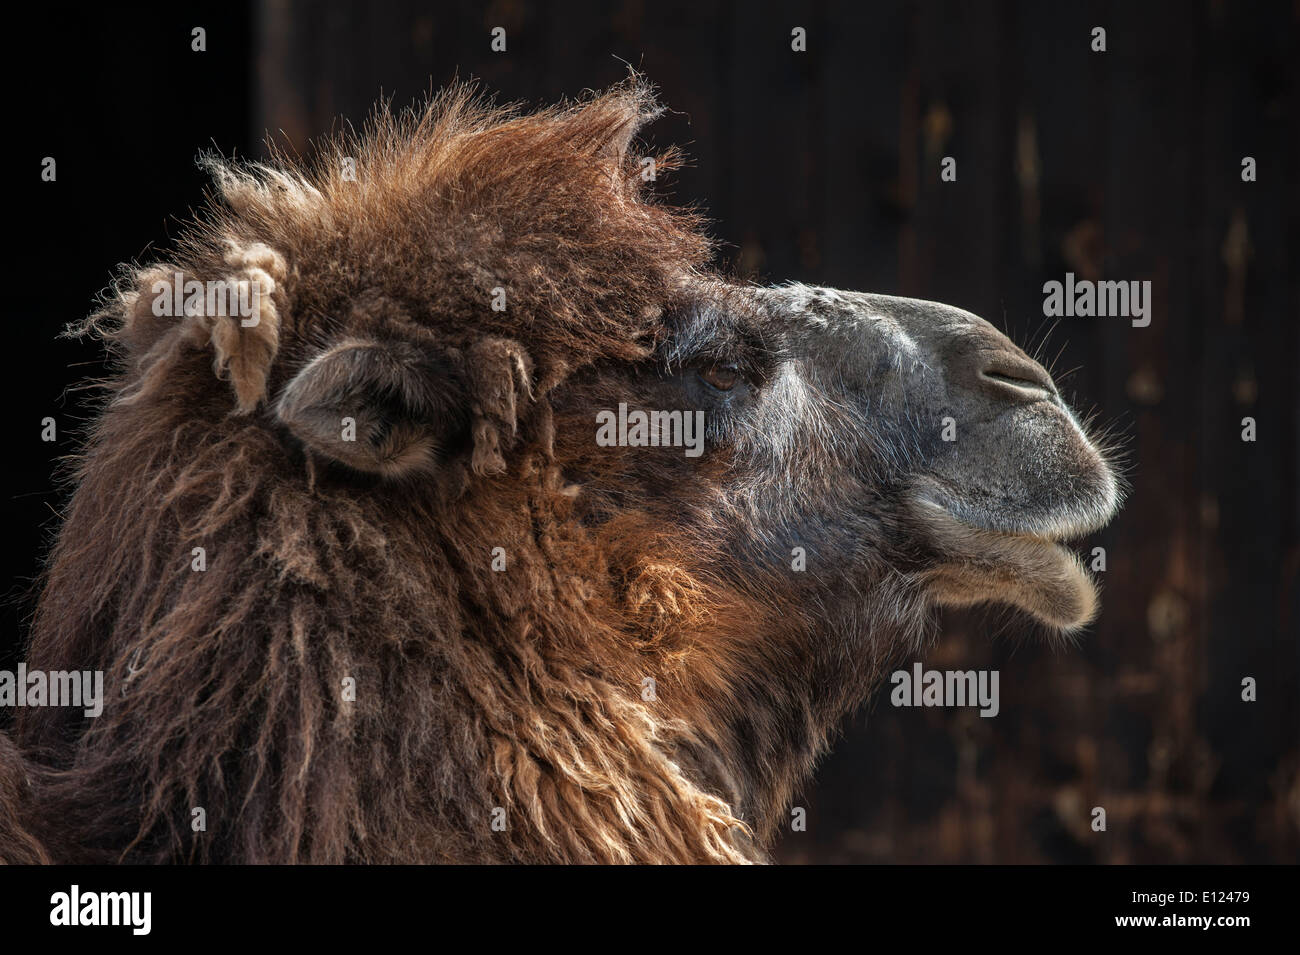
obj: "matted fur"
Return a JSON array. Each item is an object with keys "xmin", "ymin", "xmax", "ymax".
[{"xmin": 6, "ymin": 81, "xmax": 775, "ymax": 864}]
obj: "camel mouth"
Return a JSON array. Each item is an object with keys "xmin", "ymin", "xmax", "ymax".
[{"xmin": 905, "ymin": 491, "xmax": 1110, "ymax": 633}]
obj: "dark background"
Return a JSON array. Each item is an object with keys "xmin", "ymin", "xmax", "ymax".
[{"xmin": 7, "ymin": 1, "xmax": 1297, "ymax": 863}]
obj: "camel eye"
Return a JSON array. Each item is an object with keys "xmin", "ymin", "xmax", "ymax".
[{"xmin": 698, "ymin": 364, "xmax": 739, "ymax": 392}]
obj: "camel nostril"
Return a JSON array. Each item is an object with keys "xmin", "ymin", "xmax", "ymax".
[{"xmin": 980, "ymin": 361, "xmax": 1057, "ymax": 398}]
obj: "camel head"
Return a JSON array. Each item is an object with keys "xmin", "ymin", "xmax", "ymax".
[{"xmin": 568, "ymin": 278, "xmax": 1124, "ymax": 636}]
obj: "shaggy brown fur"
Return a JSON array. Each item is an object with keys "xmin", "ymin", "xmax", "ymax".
[{"xmin": 1, "ymin": 79, "xmax": 1119, "ymax": 864}]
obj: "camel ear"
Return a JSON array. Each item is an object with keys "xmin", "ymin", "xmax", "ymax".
[{"xmin": 275, "ymin": 338, "xmax": 465, "ymax": 478}]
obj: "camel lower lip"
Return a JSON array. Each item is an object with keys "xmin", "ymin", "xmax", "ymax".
[{"xmin": 911, "ymin": 492, "xmax": 1102, "ymax": 632}]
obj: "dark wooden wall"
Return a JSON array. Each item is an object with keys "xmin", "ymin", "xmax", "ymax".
[{"xmin": 253, "ymin": 0, "xmax": 1297, "ymax": 863}]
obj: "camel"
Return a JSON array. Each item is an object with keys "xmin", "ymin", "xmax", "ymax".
[{"xmin": 0, "ymin": 80, "xmax": 1120, "ymax": 863}]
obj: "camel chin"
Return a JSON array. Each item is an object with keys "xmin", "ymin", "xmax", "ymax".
[{"xmin": 908, "ymin": 493, "xmax": 1105, "ymax": 634}]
